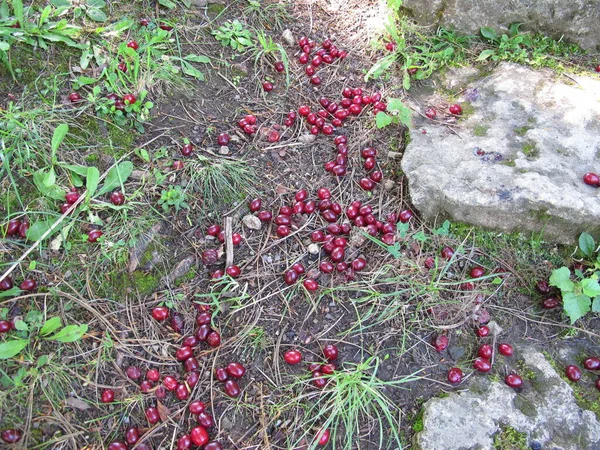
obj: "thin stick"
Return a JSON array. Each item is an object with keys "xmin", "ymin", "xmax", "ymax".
[{"xmin": 225, "ymin": 216, "xmax": 234, "ymax": 267}]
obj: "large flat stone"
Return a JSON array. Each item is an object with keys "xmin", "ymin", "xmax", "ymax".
[
  {"xmin": 401, "ymin": 0, "xmax": 600, "ymax": 51},
  {"xmin": 401, "ymin": 63, "xmax": 600, "ymax": 244},
  {"xmin": 414, "ymin": 347, "xmax": 600, "ymax": 449}
]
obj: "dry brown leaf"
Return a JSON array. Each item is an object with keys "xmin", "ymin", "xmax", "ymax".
[
  {"xmin": 157, "ymin": 400, "xmax": 170, "ymax": 422},
  {"xmin": 65, "ymin": 397, "xmax": 90, "ymax": 411}
]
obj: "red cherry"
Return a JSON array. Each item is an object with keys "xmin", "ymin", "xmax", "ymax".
[
  {"xmin": 68, "ymin": 92, "xmax": 82, "ymax": 103},
  {"xmin": 178, "ymin": 435, "xmax": 192, "ymax": 450},
  {"xmin": 145, "ymin": 406, "xmax": 160, "ymax": 424},
  {"xmin": 447, "ymin": 367, "xmax": 463, "ymax": 384},
  {"xmin": 274, "ymin": 61, "xmax": 285, "ymax": 72},
  {"xmin": 127, "ymin": 40, "xmax": 139, "ymax": 50},
  {"xmin": 542, "ymin": 297, "xmax": 560, "ymax": 309},
  {"xmin": 312, "ymin": 371, "xmax": 327, "ymax": 388},
  {"xmin": 262, "ymin": 81, "xmax": 274, "ymax": 92},
  {"xmin": 100, "ymin": 388, "xmax": 115, "ymax": 403},
  {"xmin": 351, "ymin": 258, "xmax": 366, "ymax": 271},
  {"xmin": 433, "ymin": 334, "xmax": 449, "ymax": 352},
  {"xmin": 565, "ymin": 365, "xmax": 582, "ymax": 382},
  {"xmin": 151, "ymin": 307, "xmax": 169, "ymax": 321},
  {"xmin": 257, "ymin": 210, "xmax": 272, "ymax": 222},
  {"xmin": 19, "ymin": 279, "xmax": 37, "ymax": 291},
  {"xmin": 123, "ymin": 94, "xmax": 137, "ymax": 105},
  {"xmin": 498, "ymin": 343, "xmax": 514, "ymax": 356},
  {"xmin": 505, "ymin": 373, "xmax": 523, "ymax": 388},
  {"xmin": 583, "ymin": 172, "xmax": 600, "ymax": 187},
  {"xmin": 583, "ymin": 357, "xmax": 600, "ymax": 370},
  {"xmin": 1, "ymin": 429, "xmax": 22, "ymax": 443},
  {"xmin": 176, "ymin": 346, "xmax": 193, "ymax": 361},
  {"xmin": 189, "ymin": 400, "xmax": 206, "ymax": 415},
  {"xmin": 317, "ymin": 429, "xmax": 330, "ymax": 446},
  {"xmin": 323, "ymin": 344, "xmax": 338, "ymax": 361},
  {"xmin": 126, "ymin": 366, "xmax": 142, "ymax": 380},
  {"xmin": 476, "ymin": 325, "xmax": 490, "ymax": 337},
  {"xmin": 227, "ymin": 362, "xmax": 246, "ymax": 378},
  {"xmin": 163, "ymin": 375, "xmax": 178, "ymax": 391},
  {"xmin": 217, "ymin": 133, "xmax": 230, "ymax": 146},
  {"xmin": 224, "ymin": 379, "xmax": 241, "ymax": 397},
  {"xmin": 109, "ymin": 191, "xmax": 125, "ymax": 206},
  {"xmin": 198, "ymin": 411, "xmax": 214, "ymax": 428},
  {"xmin": 359, "ymin": 178, "xmax": 375, "ymax": 190},
  {"xmin": 207, "ymin": 331, "xmax": 221, "ymax": 347},
  {"xmin": 473, "ymin": 343, "xmax": 493, "ymax": 360},
  {"xmin": 474, "ymin": 357, "xmax": 492, "ymax": 372},
  {"xmin": 470, "ymin": 266, "xmax": 485, "ymax": 278},
  {"xmin": 146, "ymin": 369, "xmax": 160, "ymax": 381},
  {"xmin": 190, "ymin": 426, "xmax": 209, "ymax": 446},
  {"xmin": 226, "ymin": 265, "xmax": 241, "ymax": 278},
  {"xmin": 449, "ymin": 104, "xmax": 462, "ymax": 115},
  {"xmin": 284, "ymin": 349, "xmax": 302, "ymax": 365},
  {"xmin": 425, "ymin": 107, "xmax": 436, "ymax": 119},
  {"xmin": 108, "ymin": 443, "xmax": 127, "ymax": 450},
  {"xmin": 303, "ymin": 279, "xmax": 318, "ymax": 291}
]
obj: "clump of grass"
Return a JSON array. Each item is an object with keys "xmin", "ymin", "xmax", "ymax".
[
  {"xmin": 184, "ymin": 155, "xmax": 255, "ymax": 215},
  {"xmin": 291, "ymin": 356, "xmax": 422, "ymax": 449}
]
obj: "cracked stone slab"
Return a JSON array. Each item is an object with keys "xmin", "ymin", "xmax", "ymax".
[
  {"xmin": 402, "ymin": 62, "xmax": 600, "ymax": 244},
  {"xmin": 414, "ymin": 346, "xmax": 600, "ymax": 450}
]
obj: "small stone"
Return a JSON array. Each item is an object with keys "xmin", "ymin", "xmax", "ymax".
[
  {"xmin": 307, "ymin": 243, "xmax": 320, "ymax": 255},
  {"xmin": 219, "ymin": 146, "xmax": 230, "ymax": 155},
  {"xmin": 282, "ymin": 29, "xmax": 295, "ymax": 46},
  {"xmin": 298, "ymin": 134, "xmax": 316, "ymax": 144},
  {"xmin": 384, "ymin": 180, "xmax": 395, "ymax": 191},
  {"xmin": 325, "ymin": 313, "xmax": 334, "ymax": 320},
  {"xmin": 242, "ymin": 214, "xmax": 261, "ymax": 230},
  {"xmin": 487, "ymin": 320, "xmax": 503, "ymax": 337}
]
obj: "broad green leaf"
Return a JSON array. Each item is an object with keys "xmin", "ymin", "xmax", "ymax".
[
  {"xmin": 402, "ymin": 72, "xmax": 411, "ymax": 90},
  {"xmin": 36, "ymin": 354, "xmax": 49, "ymax": 368},
  {"xmin": 0, "ymin": 339, "xmax": 28, "ymax": 359},
  {"xmin": 40, "ymin": 317, "xmax": 62, "ymax": 336},
  {"xmin": 365, "ymin": 54, "xmax": 397, "ymax": 81},
  {"xmin": 76, "ymin": 75, "xmax": 97, "ymax": 85},
  {"xmin": 0, "ymin": 42, "xmax": 10, "ymax": 51},
  {"xmin": 397, "ymin": 222, "xmax": 409, "ymax": 238},
  {"xmin": 27, "ymin": 219, "xmax": 59, "ymax": 241},
  {"xmin": 579, "ymin": 232, "xmax": 595, "ymax": 258},
  {"xmin": 50, "ymin": 0, "xmax": 71, "ymax": 7},
  {"xmin": 478, "ymin": 49, "xmax": 495, "ymax": 61},
  {"xmin": 158, "ymin": 0, "xmax": 176, "ymax": 8},
  {"xmin": 181, "ymin": 61, "xmax": 205, "ymax": 80},
  {"xmin": 33, "ymin": 169, "xmax": 65, "ymax": 200},
  {"xmin": 592, "ymin": 296, "xmax": 600, "ymax": 312},
  {"xmin": 0, "ymin": 287, "xmax": 21, "ymax": 298},
  {"xmin": 51, "ymin": 124, "xmax": 69, "ymax": 161},
  {"xmin": 86, "ymin": 7, "xmax": 107, "ymax": 22},
  {"xmin": 480, "ymin": 27, "xmax": 497, "ymax": 40},
  {"xmin": 39, "ymin": 5, "xmax": 52, "ymax": 25},
  {"xmin": 581, "ymin": 278, "xmax": 600, "ymax": 298},
  {"xmin": 13, "ymin": 319, "xmax": 27, "ymax": 332},
  {"xmin": 562, "ymin": 292, "xmax": 591, "ymax": 324},
  {"xmin": 46, "ymin": 324, "xmax": 88, "ymax": 343},
  {"xmin": 12, "ymin": 0, "xmax": 24, "ymax": 23},
  {"xmin": 61, "ymin": 163, "xmax": 89, "ymax": 177},
  {"xmin": 87, "ymin": 0, "xmax": 106, "ymax": 8},
  {"xmin": 376, "ymin": 112, "xmax": 394, "ymax": 129},
  {"xmin": 85, "ymin": 167, "xmax": 100, "ymax": 200},
  {"xmin": 413, "ymin": 231, "xmax": 428, "ymax": 242},
  {"xmin": 97, "ymin": 161, "xmax": 133, "ymax": 196},
  {"xmin": 387, "ymin": 0, "xmax": 403, "ymax": 9},
  {"xmin": 394, "ymin": 101, "xmax": 412, "ymax": 128},
  {"xmin": 549, "ymin": 266, "xmax": 574, "ymax": 292},
  {"xmin": 184, "ymin": 54, "xmax": 210, "ymax": 63}
]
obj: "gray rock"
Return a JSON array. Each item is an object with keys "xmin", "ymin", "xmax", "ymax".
[
  {"xmin": 219, "ymin": 145, "xmax": 230, "ymax": 155},
  {"xmin": 242, "ymin": 214, "xmax": 262, "ymax": 230},
  {"xmin": 298, "ymin": 134, "xmax": 316, "ymax": 144},
  {"xmin": 415, "ymin": 347, "xmax": 600, "ymax": 450},
  {"xmin": 282, "ymin": 29, "xmax": 295, "ymax": 46},
  {"xmin": 402, "ymin": 63, "xmax": 600, "ymax": 244},
  {"xmin": 401, "ymin": 0, "xmax": 600, "ymax": 50}
]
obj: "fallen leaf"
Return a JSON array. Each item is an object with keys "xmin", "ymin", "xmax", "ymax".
[
  {"xmin": 65, "ymin": 397, "xmax": 90, "ymax": 411},
  {"xmin": 157, "ymin": 400, "xmax": 170, "ymax": 422}
]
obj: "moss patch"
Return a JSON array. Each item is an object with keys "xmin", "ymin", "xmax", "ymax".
[
  {"xmin": 492, "ymin": 425, "xmax": 528, "ymax": 450},
  {"xmin": 514, "ymin": 125, "xmax": 531, "ymax": 136},
  {"xmin": 207, "ymin": 2, "xmax": 226, "ymax": 14},
  {"xmin": 522, "ymin": 141, "xmax": 539, "ymax": 159},
  {"xmin": 106, "ymin": 271, "xmax": 160, "ymax": 297},
  {"xmin": 473, "ymin": 124, "xmax": 489, "ymax": 136}
]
